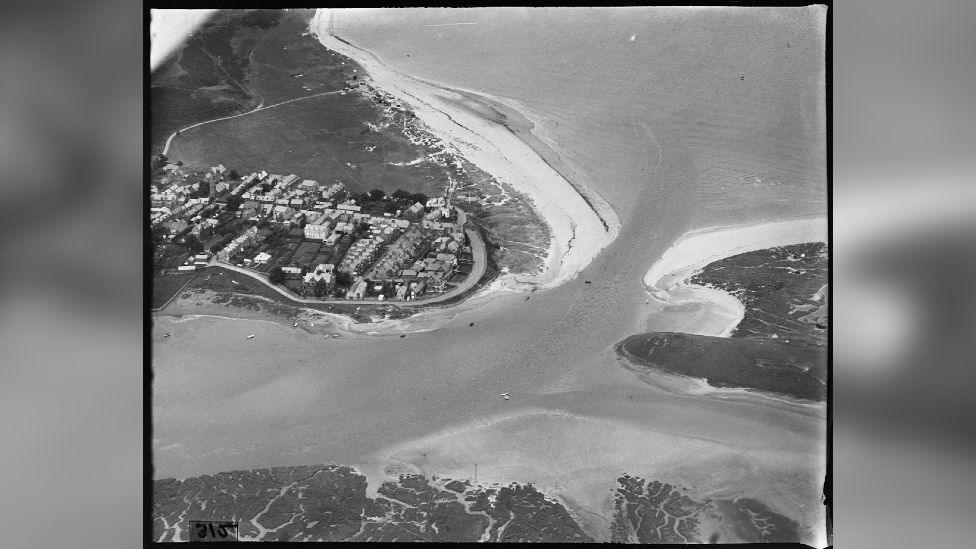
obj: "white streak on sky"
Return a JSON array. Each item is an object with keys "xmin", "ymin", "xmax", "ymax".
[{"xmin": 150, "ymin": 9, "xmax": 217, "ymax": 71}]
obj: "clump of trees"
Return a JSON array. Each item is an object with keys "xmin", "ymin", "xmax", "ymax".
[
  {"xmin": 225, "ymin": 195, "xmax": 244, "ymax": 212},
  {"xmin": 346, "ymin": 189, "xmax": 431, "ymax": 217},
  {"xmin": 183, "ymin": 234, "xmax": 204, "ymax": 255},
  {"xmin": 268, "ymin": 266, "xmax": 286, "ymax": 285},
  {"xmin": 313, "ymin": 278, "xmax": 329, "ymax": 298},
  {"xmin": 391, "ymin": 189, "xmax": 429, "ymax": 205},
  {"xmin": 209, "ymin": 237, "xmax": 231, "ymax": 254},
  {"xmin": 335, "ymin": 271, "xmax": 352, "ymax": 288},
  {"xmin": 195, "ymin": 180, "xmax": 211, "ymax": 199},
  {"xmin": 151, "ymin": 153, "xmax": 168, "ymax": 170}
]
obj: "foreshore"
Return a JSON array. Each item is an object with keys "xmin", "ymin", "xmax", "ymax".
[
  {"xmin": 642, "ymin": 216, "xmax": 828, "ymax": 337},
  {"xmin": 310, "ymin": 9, "xmax": 619, "ymax": 292}
]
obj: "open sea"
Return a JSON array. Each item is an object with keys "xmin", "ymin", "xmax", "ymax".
[
  {"xmin": 333, "ymin": 7, "xmax": 826, "ymax": 229},
  {"xmin": 153, "ymin": 7, "xmax": 827, "ymax": 542}
]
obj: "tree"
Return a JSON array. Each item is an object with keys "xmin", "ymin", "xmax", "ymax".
[
  {"xmin": 225, "ymin": 195, "xmax": 244, "ymax": 212},
  {"xmin": 369, "ymin": 188, "xmax": 386, "ymax": 201},
  {"xmin": 313, "ymin": 278, "xmax": 328, "ymax": 298},
  {"xmin": 268, "ymin": 266, "xmax": 286, "ymax": 285},
  {"xmin": 184, "ymin": 234, "xmax": 204, "ymax": 254},
  {"xmin": 392, "ymin": 189, "xmax": 411, "ymax": 202},
  {"xmin": 151, "ymin": 225, "xmax": 169, "ymax": 248},
  {"xmin": 151, "ymin": 153, "xmax": 168, "ymax": 170},
  {"xmin": 228, "ymin": 169, "xmax": 239, "ymax": 181},
  {"xmin": 195, "ymin": 180, "xmax": 211, "ymax": 198}
]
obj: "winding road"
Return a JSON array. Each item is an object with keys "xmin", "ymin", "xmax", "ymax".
[
  {"xmin": 205, "ymin": 228, "xmax": 487, "ymax": 307},
  {"xmin": 162, "ymin": 89, "xmax": 345, "ymax": 156}
]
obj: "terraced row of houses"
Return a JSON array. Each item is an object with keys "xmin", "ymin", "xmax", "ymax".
[{"xmin": 152, "ymin": 158, "xmax": 476, "ymax": 300}]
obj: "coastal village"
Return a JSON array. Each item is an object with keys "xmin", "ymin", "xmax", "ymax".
[{"xmin": 151, "ymin": 157, "xmax": 476, "ymax": 302}]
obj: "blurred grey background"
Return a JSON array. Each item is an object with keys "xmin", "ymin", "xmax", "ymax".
[{"xmin": 0, "ymin": 1, "xmax": 973, "ymax": 547}]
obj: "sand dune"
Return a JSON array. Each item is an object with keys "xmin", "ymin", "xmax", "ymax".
[{"xmin": 310, "ymin": 10, "xmax": 618, "ymax": 291}]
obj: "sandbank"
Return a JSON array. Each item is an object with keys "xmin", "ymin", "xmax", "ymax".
[
  {"xmin": 357, "ymin": 407, "xmax": 826, "ymax": 545},
  {"xmin": 310, "ymin": 10, "xmax": 618, "ymax": 291},
  {"xmin": 642, "ymin": 215, "xmax": 827, "ymax": 337}
]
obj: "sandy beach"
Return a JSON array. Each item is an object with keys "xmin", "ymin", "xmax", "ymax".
[
  {"xmin": 642, "ymin": 215, "xmax": 828, "ymax": 337},
  {"xmin": 310, "ymin": 10, "xmax": 618, "ymax": 291}
]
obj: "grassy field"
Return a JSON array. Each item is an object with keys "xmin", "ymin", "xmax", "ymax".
[
  {"xmin": 689, "ymin": 242, "xmax": 828, "ymax": 348},
  {"xmin": 151, "ymin": 9, "xmax": 351, "ymax": 152},
  {"xmin": 168, "ymin": 93, "xmax": 453, "ymax": 196},
  {"xmin": 617, "ymin": 332, "xmax": 827, "ymax": 401},
  {"xmin": 152, "ymin": 271, "xmax": 198, "ymax": 309},
  {"xmin": 245, "ymin": 10, "xmax": 353, "ymax": 106},
  {"xmin": 151, "ymin": 10, "xmax": 266, "ymax": 150}
]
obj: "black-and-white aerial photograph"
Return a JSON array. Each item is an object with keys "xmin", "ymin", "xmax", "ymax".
[{"xmin": 149, "ymin": 6, "xmax": 828, "ymax": 544}]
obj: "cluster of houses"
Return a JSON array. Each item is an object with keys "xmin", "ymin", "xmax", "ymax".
[
  {"xmin": 364, "ymin": 226, "xmax": 465, "ymax": 294},
  {"xmin": 338, "ymin": 237, "xmax": 384, "ymax": 275},
  {"xmin": 292, "ymin": 207, "xmax": 466, "ymax": 300},
  {"xmin": 234, "ymin": 172, "xmax": 348, "ymax": 226},
  {"xmin": 302, "ymin": 263, "xmax": 336, "ymax": 294},
  {"xmin": 151, "ymin": 164, "xmax": 241, "ymax": 247},
  {"xmin": 216, "ymin": 225, "xmax": 262, "ymax": 263},
  {"xmin": 153, "ymin": 159, "xmax": 475, "ymax": 299},
  {"xmin": 177, "ymin": 253, "xmax": 211, "ymax": 272}
]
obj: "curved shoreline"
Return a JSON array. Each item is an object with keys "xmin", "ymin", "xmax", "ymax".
[
  {"xmin": 310, "ymin": 9, "xmax": 618, "ymax": 290},
  {"xmin": 614, "ymin": 339, "xmax": 827, "ymax": 409},
  {"xmin": 409, "ymin": 77, "xmax": 620, "ymax": 235},
  {"xmin": 642, "ymin": 215, "xmax": 828, "ymax": 337},
  {"xmin": 644, "ymin": 215, "xmax": 828, "ymax": 291}
]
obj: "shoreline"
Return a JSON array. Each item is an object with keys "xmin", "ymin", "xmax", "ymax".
[
  {"xmin": 153, "ymin": 268, "xmax": 512, "ymax": 337},
  {"xmin": 643, "ymin": 215, "xmax": 828, "ymax": 337},
  {"xmin": 613, "ymin": 340, "xmax": 827, "ymax": 411},
  {"xmin": 310, "ymin": 10, "xmax": 619, "ymax": 291},
  {"xmin": 356, "ymin": 404, "xmax": 825, "ymax": 544}
]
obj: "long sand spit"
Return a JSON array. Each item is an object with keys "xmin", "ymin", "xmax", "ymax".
[
  {"xmin": 311, "ymin": 10, "xmax": 618, "ymax": 291},
  {"xmin": 642, "ymin": 215, "xmax": 828, "ymax": 337}
]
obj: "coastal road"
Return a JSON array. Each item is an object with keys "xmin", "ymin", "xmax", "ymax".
[
  {"xmin": 161, "ymin": 89, "xmax": 345, "ymax": 156},
  {"xmin": 203, "ymin": 228, "xmax": 487, "ymax": 308}
]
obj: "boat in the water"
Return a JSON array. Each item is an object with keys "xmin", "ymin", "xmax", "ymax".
[{"xmin": 245, "ymin": 334, "xmax": 255, "ymax": 339}]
